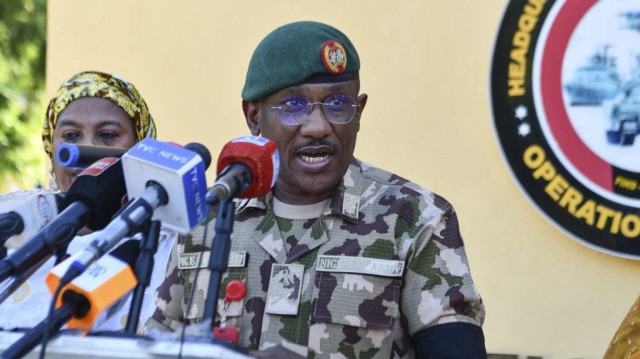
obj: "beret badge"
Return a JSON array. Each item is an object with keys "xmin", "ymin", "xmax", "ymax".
[{"xmin": 321, "ymin": 40, "xmax": 347, "ymax": 75}]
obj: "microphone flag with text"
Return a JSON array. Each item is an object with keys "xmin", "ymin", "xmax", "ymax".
[
  {"xmin": 0, "ymin": 158, "xmax": 126, "ymax": 284},
  {"xmin": 59, "ymin": 138, "xmax": 212, "ymax": 286},
  {"xmin": 45, "ymin": 239, "xmax": 140, "ymax": 330},
  {"xmin": 0, "ymin": 241, "xmax": 139, "ymax": 359},
  {"xmin": 56, "ymin": 144, "xmax": 128, "ymax": 168},
  {"xmin": 0, "ymin": 190, "xmax": 65, "ymax": 250},
  {"xmin": 206, "ymin": 136, "xmax": 279, "ymax": 206}
]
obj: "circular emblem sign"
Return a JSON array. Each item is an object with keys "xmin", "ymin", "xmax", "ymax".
[{"xmin": 491, "ymin": 0, "xmax": 640, "ymax": 259}]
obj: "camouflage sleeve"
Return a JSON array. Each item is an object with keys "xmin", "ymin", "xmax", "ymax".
[
  {"xmin": 401, "ymin": 201, "xmax": 485, "ymax": 335},
  {"xmin": 142, "ymin": 237, "xmax": 186, "ymax": 333}
]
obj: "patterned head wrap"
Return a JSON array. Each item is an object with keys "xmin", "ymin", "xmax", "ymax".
[{"xmin": 42, "ymin": 71, "xmax": 157, "ymax": 157}]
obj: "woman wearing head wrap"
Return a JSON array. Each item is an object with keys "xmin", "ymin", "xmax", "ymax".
[
  {"xmin": 42, "ymin": 71, "xmax": 156, "ymax": 191},
  {"xmin": 0, "ymin": 71, "xmax": 172, "ymax": 334}
]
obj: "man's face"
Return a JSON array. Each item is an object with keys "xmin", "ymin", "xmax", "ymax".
[{"xmin": 244, "ymin": 80, "xmax": 367, "ymax": 205}]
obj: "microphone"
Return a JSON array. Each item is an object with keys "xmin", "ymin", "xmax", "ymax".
[
  {"xmin": 0, "ymin": 158, "xmax": 126, "ymax": 283},
  {"xmin": 45, "ymin": 239, "xmax": 139, "ymax": 330},
  {"xmin": 206, "ymin": 136, "xmax": 279, "ymax": 206},
  {"xmin": 56, "ymin": 144, "xmax": 128, "ymax": 168},
  {"xmin": 121, "ymin": 139, "xmax": 212, "ymax": 234},
  {"xmin": 201, "ymin": 136, "xmax": 277, "ymax": 332},
  {"xmin": 59, "ymin": 138, "xmax": 211, "ymax": 286},
  {"xmin": 0, "ymin": 190, "xmax": 65, "ymax": 250},
  {"xmin": 0, "ymin": 241, "xmax": 139, "ymax": 359},
  {"xmin": 60, "ymin": 157, "xmax": 128, "ymax": 231}
]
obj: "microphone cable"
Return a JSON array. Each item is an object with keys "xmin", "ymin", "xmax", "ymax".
[
  {"xmin": 38, "ymin": 279, "xmax": 64, "ymax": 359},
  {"xmin": 38, "ymin": 249, "xmax": 72, "ymax": 359}
]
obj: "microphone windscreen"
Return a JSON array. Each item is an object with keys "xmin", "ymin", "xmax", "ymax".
[
  {"xmin": 217, "ymin": 136, "xmax": 279, "ymax": 199},
  {"xmin": 57, "ymin": 144, "xmax": 128, "ymax": 168},
  {"xmin": 185, "ymin": 142, "xmax": 212, "ymax": 170},
  {"xmin": 0, "ymin": 189, "xmax": 62, "ymax": 248},
  {"xmin": 65, "ymin": 158, "xmax": 127, "ymax": 230}
]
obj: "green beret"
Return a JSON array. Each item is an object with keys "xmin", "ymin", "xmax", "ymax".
[{"xmin": 242, "ymin": 21, "xmax": 360, "ymax": 101}]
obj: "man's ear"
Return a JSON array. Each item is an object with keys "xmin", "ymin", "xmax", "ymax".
[
  {"xmin": 355, "ymin": 93, "xmax": 368, "ymax": 132},
  {"xmin": 243, "ymin": 100, "xmax": 261, "ymax": 136}
]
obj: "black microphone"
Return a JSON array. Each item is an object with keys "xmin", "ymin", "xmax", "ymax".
[
  {"xmin": 60, "ymin": 139, "xmax": 211, "ymax": 286},
  {"xmin": 0, "ymin": 157, "xmax": 127, "ymax": 283},
  {"xmin": 56, "ymin": 144, "xmax": 128, "ymax": 168}
]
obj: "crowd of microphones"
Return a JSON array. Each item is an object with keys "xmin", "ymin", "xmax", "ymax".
[{"xmin": 0, "ymin": 136, "xmax": 280, "ymax": 359}]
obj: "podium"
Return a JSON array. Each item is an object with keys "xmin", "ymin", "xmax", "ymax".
[{"xmin": 0, "ymin": 331, "xmax": 254, "ymax": 359}]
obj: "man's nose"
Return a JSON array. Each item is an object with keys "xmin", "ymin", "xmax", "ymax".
[{"xmin": 299, "ymin": 104, "xmax": 332, "ymax": 138}]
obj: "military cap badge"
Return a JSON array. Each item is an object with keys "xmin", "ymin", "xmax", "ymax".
[{"xmin": 321, "ymin": 40, "xmax": 347, "ymax": 75}]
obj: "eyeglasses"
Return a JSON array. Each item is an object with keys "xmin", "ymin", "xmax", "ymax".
[{"xmin": 261, "ymin": 95, "xmax": 358, "ymax": 126}]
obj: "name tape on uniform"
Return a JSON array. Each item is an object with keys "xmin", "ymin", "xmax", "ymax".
[
  {"xmin": 316, "ymin": 255, "xmax": 404, "ymax": 277},
  {"xmin": 178, "ymin": 251, "xmax": 247, "ymax": 270}
]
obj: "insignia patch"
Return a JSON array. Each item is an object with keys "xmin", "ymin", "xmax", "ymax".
[
  {"xmin": 316, "ymin": 255, "xmax": 404, "ymax": 277},
  {"xmin": 342, "ymin": 192, "xmax": 360, "ymax": 220},
  {"xmin": 265, "ymin": 263, "xmax": 304, "ymax": 315},
  {"xmin": 321, "ymin": 40, "xmax": 347, "ymax": 75}
]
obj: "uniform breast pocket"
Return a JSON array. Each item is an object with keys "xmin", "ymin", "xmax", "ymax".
[
  {"xmin": 181, "ymin": 267, "xmax": 211, "ymax": 321},
  {"xmin": 181, "ymin": 267, "xmax": 249, "ymax": 321},
  {"xmin": 310, "ymin": 255, "xmax": 403, "ymax": 329},
  {"xmin": 179, "ymin": 250, "xmax": 248, "ymax": 321}
]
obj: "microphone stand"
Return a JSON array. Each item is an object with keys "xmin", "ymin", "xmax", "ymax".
[
  {"xmin": 0, "ymin": 290, "xmax": 90, "ymax": 359},
  {"xmin": 124, "ymin": 219, "xmax": 159, "ymax": 335},
  {"xmin": 0, "ymin": 201, "xmax": 91, "ymax": 284},
  {"xmin": 203, "ymin": 199, "xmax": 235, "ymax": 335},
  {"xmin": 0, "ymin": 239, "xmax": 70, "ymax": 305},
  {"xmin": 0, "ymin": 256, "xmax": 48, "ymax": 305}
]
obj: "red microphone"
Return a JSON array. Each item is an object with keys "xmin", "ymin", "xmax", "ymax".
[{"xmin": 206, "ymin": 136, "xmax": 279, "ymax": 205}]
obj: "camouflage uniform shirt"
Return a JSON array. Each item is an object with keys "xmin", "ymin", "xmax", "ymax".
[{"xmin": 146, "ymin": 159, "xmax": 485, "ymax": 358}]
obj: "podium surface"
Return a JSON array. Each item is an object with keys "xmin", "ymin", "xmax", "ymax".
[{"xmin": 0, "ymin": 331, "xmax": 254, "ymax": 359}]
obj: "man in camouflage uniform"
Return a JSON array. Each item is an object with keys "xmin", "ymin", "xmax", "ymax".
[{"xmin": 145, "ymin": 21, "xmax": 486, "ymax": 358}]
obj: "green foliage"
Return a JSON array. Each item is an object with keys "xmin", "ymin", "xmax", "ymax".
[{"xmin": 0, "ymin": 0, "xmax": 47, "ymax": 191}]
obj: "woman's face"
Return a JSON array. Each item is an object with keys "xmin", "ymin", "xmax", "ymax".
[{"xmin": 51, "ymin": 97, "xmax": 137, "ymax": 192}]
